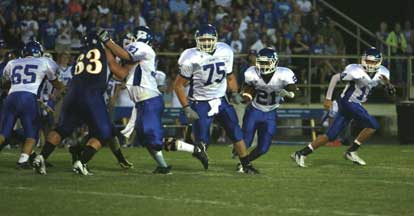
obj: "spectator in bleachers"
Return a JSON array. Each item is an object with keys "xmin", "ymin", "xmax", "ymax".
[
  {"xmin": 296, "ymin": 0, "xmax": 312, "ymax": 13},
  {"xmin": 20, "ymin": 11, "xmax": 39, "ymax": 43},
  {"xmin": 169, "ymin": 0, "xmax": 189, "ymax": 15},
  {"xmin": 403, "ymin": 20, "xmax": 413, "ymax": 55},
  {"xmin": 230, "ymin": 30, "xmax": 243, "ymax": 54},
  {"xmin": 320, "ymin": 19, "xmax": 345, "ymax": 54},
  {"xmin": 55, "ymin": 20, "xmax": 72, "ymax": 51},
  {"xmin": 376, "ymin": 21, "xmax": 389, "ymax": 54},
  {"xmin": 290, "ymin": 31, "xmax": 310, "ymax": 82},
  {"xmin": 243, "ymin": 22, "xmax": 259, "ymax": 51},
  {"xmin": 67, "ymin": 0, "xmax": 83, "ymax": 16},
  {"xmin": 275, "ymin": 0, "xmax": 293, "ymax": 19},
  {"xmin": 37, "ymin": 0, "xmax": 50, "ymax": 26},
  {"xmin": 41, "ymin": 13, "xmax": 59, "ymax": 50},
  {"xmin": 275, "ymin": 31, "xmax": 292, "ymax": 66},
  {"xmin": 3, "ymin": 11, "xmax": 20, "ymax": 49},
  {"xmin": 386, "ymin": 22, "xmax": 408, "ymax": 83},
  {"xmin": 250, "ymin": 34, "xmax": 270, "ymax": 53}
]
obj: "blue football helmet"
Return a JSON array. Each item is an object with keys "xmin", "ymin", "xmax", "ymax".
[
  {"xmin": 256, "ymin": 48, "xmax": 279, "ymax": 75},
  {"xmin": 195, "ymin": 24, "xmax": 218, "ymax": 53},
  {"xmin": 361, "ymin": 47, "xmax": 382, "ymax": 73},
  {"xmin": 22, "ymin": 41, "xmax": 44, "ymax": 57},
  {"xmin": 135, "ymin": 26, "xmax": 153, "ymax": 46},
  {"xmin": 82, "ymin": 30, "xmax": 100, "ymax": 48},
  {"xmin": 121, "ymin": 32, "xmax": 136, "ymax": 49}
]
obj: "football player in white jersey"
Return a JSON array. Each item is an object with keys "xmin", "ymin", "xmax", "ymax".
[
  {"xmin": 0, "ymin": 41, "xmax": 64, "ymax": 168},
  {"xmin": 173, "ymin": 24, "xmax": 258, "ymax": 173},
  {"xmin": 292, "ymin": 47, "xmax": 396, "ymax": 167},
  {"xmin": 101, "ymin": 27, "xmax": 209, "ymax": 173},
  {"xmin": 99, "ymin": 27, "xmax": 171, "ymax": 174},
  {"xmin": 241, "ymin": 48, "xmax": 297, "ymax": 168}
]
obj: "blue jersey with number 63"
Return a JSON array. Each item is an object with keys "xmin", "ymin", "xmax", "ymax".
[
  {"xmin": 71, "ymin": 44, "xmax": 110, "ymax": 94},
  {"xmin": 178, "ymin": 42, "xmax": 234, "ymax": 101},
  {"xmin": 3, "ymin": 57, "xmax": 58, "ymax": 96}
]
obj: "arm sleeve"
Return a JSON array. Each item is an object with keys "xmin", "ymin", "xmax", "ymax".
[
  {"xmin": 126, "ymin": 44, "xmax": 152, "ymax": 62},
  {"xmin": 45, "ymin": 59, "xmax": 58, "ymax": 81},
  {"xmin": 156, "ymin": 71, "xmax": 166, "ymax": 87},
  {"xmin": 326, "ymin": 73, "xmax": 341, "ymax": 100},
  {"xmin": 2, "ymin": 62, "xmax": 12, "ymax": 80},
  {"xmin": 178, "ymin": 50, "xmax": 193, "ymax": 79},
  {"xmin": 225, "ymin": 49, "xmax": 234, "ymax": 74},
  {"xmin": 283, "ymin": 69, "xmax": 297, "ymax": 85}
]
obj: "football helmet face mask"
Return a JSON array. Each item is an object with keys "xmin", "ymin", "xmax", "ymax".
[
  {"xmin": 135, "ymin": 26, "xmax": 153, "ymax": 46},
  {"xmin": 195, "ymin": 24, "xmax": 218, "ymax": 53},
  {"xmin": 256, "ymin": 48, "xmax": 279, "ymax": 75},
  {"xmin": 122, "ymin": 32, "xmax": 136, "ymax": 49},
  {"xmin": 361, "ymin": 47, "xmax": 382, "ymax": 73},
  {"xmin": 22, "ymin": 41, "xmax": 44, "ymax": 57}
]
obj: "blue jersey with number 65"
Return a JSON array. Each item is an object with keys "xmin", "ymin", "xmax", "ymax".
[
  {"xmin": 178, "ymin": 42, "xmax": 234, "ymax": 101},
  {"xmin": 3, "ymin": 57, "xmax": 58, "ymax": 95},
  {"xmin": 71, "ymin": 44, "xmax": 110, "ymax": 94}
]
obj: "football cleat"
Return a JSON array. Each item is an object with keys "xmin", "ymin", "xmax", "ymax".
[
  {"xmin": 119, "ymin": 159, "xmax": 134, "ymax": 169},
  {"xmin": 344, "ymin": 151, "xmax": 366, "ymax": 166},
  {"xmin": 16, "ymin": 161, "xmax": 32, "ymax": 170},
  {"xmin": 152, "ymin": 166, "xmax": 172, "ymax": 175},
  {"xmin": 69, "ymin": 146, "xmax": 82, "ymax": 165},
  {"xmin": 242, "ymin": 163, "xmax": 259, "ymax": 174},
  {"xmin": 236, "ymin": 163, "xmax": 243, "ymax": 173},
  {"xmin": 231, "ymin": 147, "xmax": 238, "ymax": 159},
  {"xmin": 192, "ymin": 142, "xmax": 208, "ymax": 170},
  {"xmin": 33, "ymin": 155, "xmax": 47, "ymax": 175},
  {"xmin": 73, "ymin": 160, "xmax": 92, "ymax": 175},
  {"xmin": 291, "ymin": 152, "xmax": 307, "ymax": 167}
]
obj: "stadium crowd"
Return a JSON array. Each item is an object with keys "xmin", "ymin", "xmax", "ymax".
[{"xmin": 1, "ymin": 0, "xmax": 412, "ymax": 84}]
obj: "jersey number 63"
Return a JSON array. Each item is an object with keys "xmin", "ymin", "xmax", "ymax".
[{"xmin": 74, "ymin": 49, "xmax": 102, "ymax": 75}]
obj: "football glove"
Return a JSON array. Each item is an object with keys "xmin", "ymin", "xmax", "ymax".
[
  {"xmin": 98, "ymin": 29, "xmax": 111, "ymax": 43},
  {"xmin": 183, "ymin": 106, "xmax": 199, "ymax": 122},
  {"xmin": 280, "ymin": 89, "xmax": 295, "ymax": 98},
  {"xmin": 385, "ymin": 84, "xmax": 396, "ymax": 96}
]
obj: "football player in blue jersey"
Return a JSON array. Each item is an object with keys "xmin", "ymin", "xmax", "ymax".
[
  {"xmin": 173, "ymin": 24, "xmax": 259, "ymax": 173},
  {"xmin": 240, "ymin": 48, "xmax": 297, "ymax": 170},
  {"xmin": 33, "ymin": 31, "xmax": 128, "ymax": 175},
  {"xmin": 0, "ymin": 41, "xmax": 64, "ymax": 168},
  {"xmin": 292, "ymin": 47, "xmax": 396, "ymax": 167}
]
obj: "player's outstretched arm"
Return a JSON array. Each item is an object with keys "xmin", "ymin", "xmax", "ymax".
[
  {"xmin": 379, "ymin": 74, "xmax": 397, "ymax": 99},
  {"xmin": 324, "ymin": 73, "xmax": 341, "ymax": 110},
  {"xmin": 104, "ymin": 47, "xmax": 130, "ymax": 80},
  {"xmin": 98, "ymin": 29, "xmax": 133, "ymax": 62},
  {"xmin": 174, "ymin": 75, "xmax": 190, "ymax": 107}
]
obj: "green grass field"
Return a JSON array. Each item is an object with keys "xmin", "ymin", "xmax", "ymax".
[{"xmin": 1, "ymin": 145, "xmax": 414, "ymax": 216}]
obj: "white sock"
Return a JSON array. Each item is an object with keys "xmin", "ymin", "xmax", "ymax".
[
  {"xmin": 18, "ymin": 153, "xmax": 30, "ymax": 163},
  {"xmin": 154, "ymin": 151, "xmax": 168, "ymax": 168},
  {"xmin": 354, "ymin": 139, "xmax": 362, "ymax": 145},
  {"xmin": 176, "ymin": 140, "xmax": 195, "ymax": 153},
  {"xmin": 308, "ymin": 143, "xmax": 314, "ymax": 151}
]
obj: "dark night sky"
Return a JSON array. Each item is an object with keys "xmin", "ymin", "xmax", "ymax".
[
  {"xmin": 321, "ymin": 0, "xmax": 414, "ymax": 52},
  {"xmin": 327, "ymin": 0, "xmax": 414, "ymax": 31}
]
